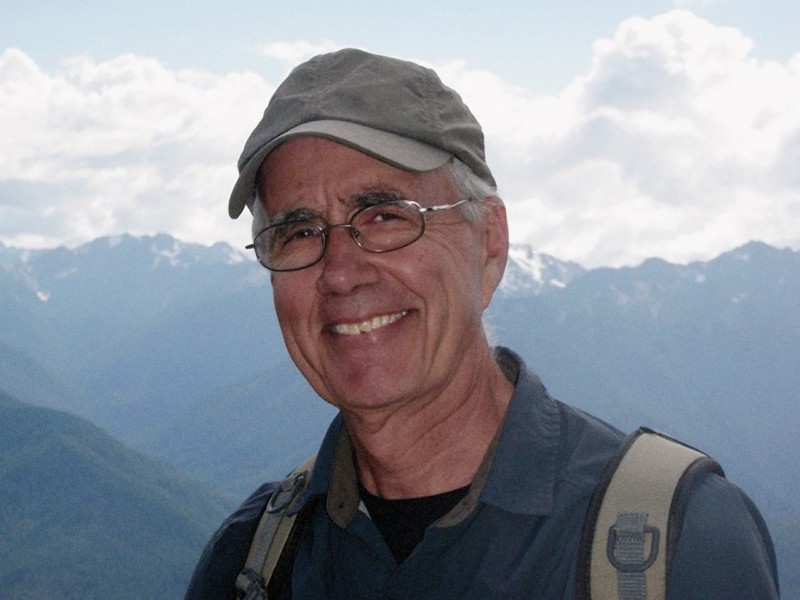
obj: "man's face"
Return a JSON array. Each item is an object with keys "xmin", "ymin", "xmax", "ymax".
[{"xmin": 260, "ymin": 137, "xmax": 507, "ymax": 415}]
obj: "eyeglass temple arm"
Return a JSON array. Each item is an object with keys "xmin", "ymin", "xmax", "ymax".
[{"xmin": 419, "ymin": 198, "xmax": 471, "ymax": 214}]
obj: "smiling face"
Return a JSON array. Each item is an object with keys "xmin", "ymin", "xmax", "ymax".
[{"xmin": 259, "ymin": 137, "xmax": 508, "ymax": 416}]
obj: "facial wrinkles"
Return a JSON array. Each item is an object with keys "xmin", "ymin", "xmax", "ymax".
[
  {"xmin": 264, "ymin": 138, "xmax": 489, "ymax": 412},
  {"xmin": 269, "ymin": 189, "xmax": 408, "ymax": 227},
  {"xmin": 305, "ymin": 218, "xmax": 478, "ymax": 409},
  {"xmin": 303, "ymin": 183, "xmax": 437, "ymax": 304},
  {"xmin": 317, "ymin": 274, "xmax": 412, "ymax": 339},
  {"xmin": 314, "ymin": 183, "xmax": 475, "ymax": 336}
]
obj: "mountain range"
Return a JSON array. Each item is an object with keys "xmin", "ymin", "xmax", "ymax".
[{"xmin": 1, "ymin": 234, "xmax": 798, "ymax": 597}]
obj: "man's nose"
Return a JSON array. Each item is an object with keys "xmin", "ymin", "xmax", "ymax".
[{"xmin": 316, "ymin": 226, "xmax": 377, "ymax": 295}]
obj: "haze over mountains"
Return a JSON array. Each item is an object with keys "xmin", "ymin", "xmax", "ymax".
[
  {"xmin": 0, "ymin": 391, "xmax": 229, "ymax": 597},
  {"xmin": 1, "ymin": 234, "xmax": 798, "ymax": 597}
]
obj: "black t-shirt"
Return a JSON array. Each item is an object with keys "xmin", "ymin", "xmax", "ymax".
[{"xmin": 358, "ymin": 483, "xmax": 471, "ymax": 564}]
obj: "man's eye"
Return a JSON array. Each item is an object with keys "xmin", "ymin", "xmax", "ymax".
[
  {"xmin": 362, "ymin": 203, "xmax": 415, "ymax": 226},
  {"xmin": 287, "ymin": 226, "xmax": 318, "ymax": 240},
  {"xmin": 273, "ymin": 222, "xmax": 320, "ymax": 248},
  {"xmin": 373, "ymin": 210, "xmax": 404, "ymax": 222}
]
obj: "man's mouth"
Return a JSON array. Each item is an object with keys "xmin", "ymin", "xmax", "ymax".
[{"xmin": 330, "ymin": 311, "xmax": 408, "ymax": 336}]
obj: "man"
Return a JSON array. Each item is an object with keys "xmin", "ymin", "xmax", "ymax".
[{"xmin": 186, "ymin": 49, "xmax": 779, "ymax": 599}]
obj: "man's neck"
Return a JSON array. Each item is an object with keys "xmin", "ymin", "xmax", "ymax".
[{"xmin": 343, "ymin": 349, "xmax": 514, "ymax": 499}]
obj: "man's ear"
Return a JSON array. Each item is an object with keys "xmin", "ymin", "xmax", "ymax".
[{"xmin": 479, "ymin": 196, "xmax": 509, "ymax": 309}]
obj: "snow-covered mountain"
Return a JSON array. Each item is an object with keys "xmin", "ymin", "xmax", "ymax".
[
  {"xmin": 2, "ymin": 233, "xmax": 249, "ymax": 302},
  {"xmin": 2, "ymin": 234, "xmax": 576, "ymax": 305},
  {"xmin": 499, "ymin": 244, "xmax": 586, "ymax": 297}
]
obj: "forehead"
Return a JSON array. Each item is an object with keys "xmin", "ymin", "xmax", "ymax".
[{"xmin": 257, "ymin": 137, "xmax": 453, "ymax": 214}]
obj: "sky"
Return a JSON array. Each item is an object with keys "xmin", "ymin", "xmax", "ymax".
[{"xmin": 2, "ymin": 0, "xmax": 799, "ymax": 268}]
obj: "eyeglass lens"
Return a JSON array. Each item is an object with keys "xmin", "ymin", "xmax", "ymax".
[{"xmin": 256, "ymin": 201, "xmax": 425, "ymax": 271}]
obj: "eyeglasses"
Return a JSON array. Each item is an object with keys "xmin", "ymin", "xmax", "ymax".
[{"xmin": 247, "ymin": 198, "xmax": 471, "ymax": 272}]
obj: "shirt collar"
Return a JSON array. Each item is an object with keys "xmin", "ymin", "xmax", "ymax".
[
  {"xmin": 305, "ymin": 414, "xmax": 359, "ymax": 528},
  {"xmin": 476, "ymin": 347, "xmax": 560, "ymax": 516},
  {"xmin": 305, "ymin": 347, "xmax": 562, "ymax": 527}
]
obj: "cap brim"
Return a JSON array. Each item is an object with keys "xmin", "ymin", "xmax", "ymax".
[{"xmin": 228, "ymin": 120, "xmax": 453, "ymax": 218}]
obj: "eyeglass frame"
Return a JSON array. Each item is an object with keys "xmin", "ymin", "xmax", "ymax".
[{"xmin": 246, "ymin": 198, "xmax": 472, "ymax": 272}]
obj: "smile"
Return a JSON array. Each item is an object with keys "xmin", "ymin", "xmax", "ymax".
[{"xmin": 330, "ymin": 311, "xmax": 408, "ymax": 336}]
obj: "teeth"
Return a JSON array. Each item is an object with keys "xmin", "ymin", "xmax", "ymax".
[{"xmin": 331, "ymin": 311, "xmax": 408, "ymax": 336}]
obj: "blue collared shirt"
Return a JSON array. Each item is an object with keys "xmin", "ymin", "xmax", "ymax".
[{"xmin": 186, "ymin": 348, "xmax": 779, "ymax": 599}]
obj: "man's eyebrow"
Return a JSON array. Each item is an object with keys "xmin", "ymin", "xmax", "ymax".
[
  {"xmin": 351, "ymin": 190, "xmax": 407, "ymax": 208},
  {"xmin": 269, "ymin": 190, "xmax": 408, "ymax": 225},
  {"xmin": 269, "ymin": 207, "xmax": 320, "ymax": 226}
]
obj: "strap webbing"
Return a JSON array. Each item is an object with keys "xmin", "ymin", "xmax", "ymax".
[{"xmin": 611, "ymin": 511, "xmax": 651, "ymax": 600}]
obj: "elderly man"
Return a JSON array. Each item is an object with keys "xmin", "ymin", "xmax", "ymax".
[{"xmin": 186, "ymin": 49, "xmax": 778, "ymax": 599}]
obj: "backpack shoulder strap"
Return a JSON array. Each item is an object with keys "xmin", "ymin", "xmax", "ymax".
[
  {"xmin": 576, "ymin": 427, "xmax": 723, "ymax": 600},
  {"xmin": 236, "ymin": 454, "xmax": 317, "ymax": 600}
]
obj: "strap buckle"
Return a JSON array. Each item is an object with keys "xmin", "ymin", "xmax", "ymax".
[
  {"xmin": 265, "ymin": 472, "xmax": 307, "ymax": 514},
  {"xmin": 235, "ymin": 568, "xmax": 267, "ymax": 600},
  {"xmin": 607, "ymin": 512, "xmax": 660, "ymax": 573}
]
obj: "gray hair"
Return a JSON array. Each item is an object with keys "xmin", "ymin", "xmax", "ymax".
[
  {"xmin": 250, "ymin": 157, "xmax": 497, "ymax": 238},
  {"xmin": 447, "ymin": 157, "xmax": 497, "ymax": 222},
  {"xmin": 251, "ymin": 188, "xmax": 269, "ymax": 240}
]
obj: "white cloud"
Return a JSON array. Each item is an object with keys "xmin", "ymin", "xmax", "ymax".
[
  {"xmin": 2, "ymin": 10, "xmax": 800, "ymax": 268},
  {"xmin": 0, "ymin": 47, "xmax": 272, "ymax": 249},
  {"xmin": 256, "ymin": 41, "xmax": 345, "ymax": 72},
  {"xmin": 436, "ymin": 10, "xmax": 800, "ymax": 266}
]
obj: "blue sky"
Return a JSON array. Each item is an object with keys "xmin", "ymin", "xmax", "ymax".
[
  {"xmin": 2, "ymin": 1, "xmax": 799, "ymax": 267},
  {"xmin": 7, "ymin": 1, "xmax": 799, "ymax": 91}
]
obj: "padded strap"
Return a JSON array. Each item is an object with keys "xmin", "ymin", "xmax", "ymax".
[
  {"xmin": 577, "ymin": 428, "xmax": 723, "ymax": 600},
  {"xmin": 236, "ymin": 454, "xmax": 317, "ymax": 600}
]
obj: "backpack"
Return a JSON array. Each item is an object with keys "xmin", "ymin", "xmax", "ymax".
[{"xmin": 235, "ymin": 427, "xmax": 723, "ymax": 600}]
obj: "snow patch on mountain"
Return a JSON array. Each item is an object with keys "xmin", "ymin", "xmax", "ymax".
[{"xmin": 500, "ymin": 244, "xmax": 586, "ymax": 297}]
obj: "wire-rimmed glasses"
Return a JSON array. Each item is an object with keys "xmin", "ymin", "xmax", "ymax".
[{"xmin": 247, "ymin": 198, "xmax": 471, "ymax": 272}]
